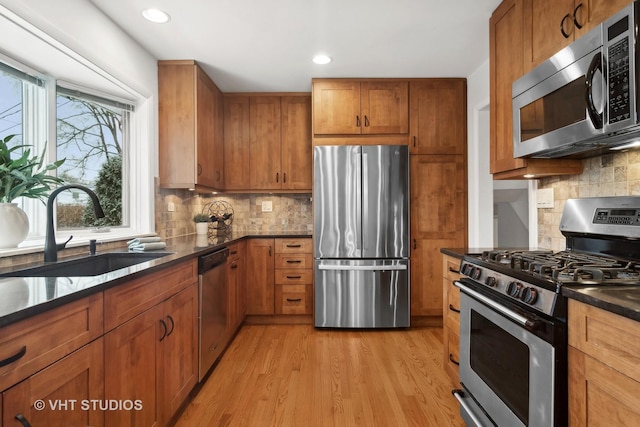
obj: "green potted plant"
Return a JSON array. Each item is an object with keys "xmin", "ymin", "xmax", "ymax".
[
  {"xmin": 193, "ymin": 213, "xmax": 211, "ymax": 235},
  {"xmin": 0, "ymin": 134, "xmax": 65, "ymax": 248}
]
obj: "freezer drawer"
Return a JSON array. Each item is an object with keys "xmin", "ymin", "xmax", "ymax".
[{"xmin": 314, "ymin": 259, "xmax": 410, "ymax": 328}]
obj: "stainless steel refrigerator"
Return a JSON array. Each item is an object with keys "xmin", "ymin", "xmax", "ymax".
[{"xmin": 313, "ymin": 145, "xmax": 409, "ymax": 328}]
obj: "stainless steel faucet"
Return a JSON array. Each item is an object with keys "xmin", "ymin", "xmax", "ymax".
[{"xmin": 44, "ymin": 184, "xmax": 105, "ymax": 262}]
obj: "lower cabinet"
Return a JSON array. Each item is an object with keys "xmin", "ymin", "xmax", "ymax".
[
  {"xmin": 105, "ymin": 284, "xmax": 198, "ymax": 427},
  {"xmin": 568, "ymin": 299, "xmax": 640, "ymax": 426},
  {"xmin": 246, "ymin": 238, "xmax": 275, "ymax": 315},
  {"xmin": 3, "ymin": 338, "xmax": 104, "ymax": 427},
  {"xmin": 442, "ymin": 254, "xmax": 462, "ymax": 385},
  {"xmin": 227, "ymin": 241, "xmax": 246, "ymax": 334}
]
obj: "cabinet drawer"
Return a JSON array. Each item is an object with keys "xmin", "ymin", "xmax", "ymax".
[
  {"xmin": 443, "ymin": 326, "xmax": 460, "ymax": 386},
  {"xmin": 443, "ymin": 255, "xmax": 462, "ymax": 282},
  {"xmin": 443, "ymin": 277, "xmax": 460, "ymax": 331},
  {"xmin": 275, "ymin": 269, "xmax": 313, "ymax": 284},
  {"xmin": 275, "ymin": 284, "xmax": 313, "ymax": 315},
  {"xmin": 275, "ymin": 239, "xmax": 312, "ymax": 254},
  {"xmin": 227, "ymin": 243, "xmax": 241, "ymax": 263},
  {"xmin": 568, "ymin": 299, "xmax": 640, "ymax": 382},
  {"xmin": 104, "ymin": 259, "xmax": 197, "ymax": 331},
  {"xmin": 275, "ymin": 254, "xmax": 313, "ymax": 269},
  {"xmin": 0, "ymin": 293, "xmax": 103, "ymax": 391}
]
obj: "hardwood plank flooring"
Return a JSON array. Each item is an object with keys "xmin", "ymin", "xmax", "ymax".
[{"xmin": 175, "ymin": 325, "xmax": 465, "ymax": 427}]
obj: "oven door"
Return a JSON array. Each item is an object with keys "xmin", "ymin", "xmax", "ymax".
[{"xmin": 454, "ymin": 279, "xmax": 565, "ymax": 427}]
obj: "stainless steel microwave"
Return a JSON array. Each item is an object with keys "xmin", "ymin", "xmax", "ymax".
[{"xmin": 512, "ymin": 1, "xmax": 640, "ymax": 158}]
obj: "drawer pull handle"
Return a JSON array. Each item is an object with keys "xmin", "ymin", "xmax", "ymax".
[
  {"xmin": 159, "ymin": 319, "xmax": 168, "ymax": 342},
  {"xmin": 560, "ymin": 13, "xmax": 571, "ymax": 38},
  {"xmin": 449, "ymin": 304, "xmax": 460, "ymax": 313},
  {"xmin": 230, "ymin": 250, "xmax": 238, "ymax": 255},
  {"xmin": 573, "ymin": 3, "xmax": 584, "ymax": 29},
  {"xmin": 230, "ymin": 263, "xmax": 238, "ymax": 269},
  {"xmin": 15, "ymin": 414, "xmax": 32, "ymax": 427},
  {"xmin": 285, "ymin": 244, "xmax": 302, "ymax": 248},
  {"xmin": 286, "ymin": 298, "xmax": 302, "ymax": 302},
  {"xmin": 0, "ymin": 345, "xmax": 26, "ymax": 367},
  {"xmin": 449, "ymin": 354, "xmax": 460, "ymax": 366},
  {"xmin": 448, "ymin": 267, "xmax": 460, "ymax": 274},
  {"xmin": 286, "ymin": 260, "xmax": 302, "ymax": 264},
  {"xmin": 286, "ymin": 275, "xmax": 302, "ymax": 279},
  {"xmin": 166, "ymin": 315, "xmax": 175, "ymax": 336}
]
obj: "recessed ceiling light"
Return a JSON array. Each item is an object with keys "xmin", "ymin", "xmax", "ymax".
[
  {"xmin": 312, "ymin": 55, "xmax": 332, "ymax": 65},
  {"xmin": 142, "ymin": 8, "xmax": 171, "ymax": 24}
]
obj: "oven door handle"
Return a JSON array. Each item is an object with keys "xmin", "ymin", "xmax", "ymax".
[
  {"xmin": 452, "ymin": 390, "xmax": 486, "ymax": 427},
  {"xmin": 454, "ymin": 280, "xmax": 539, "ymax": 330}
]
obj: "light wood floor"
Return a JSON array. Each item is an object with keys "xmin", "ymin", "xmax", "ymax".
[{"xmin": 175, "ymin": 325, "xmax": 465, "ymax": 427}]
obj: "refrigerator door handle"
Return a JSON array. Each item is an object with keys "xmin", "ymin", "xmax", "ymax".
[
  {"xmin": 355, "ymin": 148, "xmax": 362, "ymax": 253},
  {"xmin": 318, "ymin": 264, "xmax": 408, "ymax": 271},
  {"xmin": 362, "ymin": 152, "xmax": 369, "ymax": 253}
]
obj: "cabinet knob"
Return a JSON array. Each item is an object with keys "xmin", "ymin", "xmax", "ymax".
[
  {"xmin": 276, "ymin": 172, "xmax": 279, "ymax": 183},
  {"xmin": 364, "ymin": 115, "xmax": 370, "ymax": 127},
  {"xmin": 413, "ymin": 239, "xmax": 417, "ymax": 250},
  {"xmin": 573, "ymin": 3, "xmax": 584, "ymax": 29},
  {"xmin": 356, "ymin": 115, "xmax": 361, "ymax": 127},
  {"xmin": 283, "ymin": 172, "xmax": 287, "ymax": 183},
  {"xmin": 560, "ymin": 13, "xmax": 572, "ymax": 38},
  {"xmin": 166, "ymin": 315, "xmax": 175, "ymax": 336},
  {"xmin": 159, "ymin": 319, "xmax": 168, "ymax": 342}
]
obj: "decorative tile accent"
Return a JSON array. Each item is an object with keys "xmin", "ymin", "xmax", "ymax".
[{"xmin": 538, "ymin": 149, "xmax": 640, "ymax": 250}]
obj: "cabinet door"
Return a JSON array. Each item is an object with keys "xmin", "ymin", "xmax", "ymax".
[
  {"xmin": 159, "ymin": 285, "xmax": 198, "ymax": 426},
  {"xmin": 490, "ymin": 0, "xmax": 527, "ymax": 174},
  {"xmin": 223, "ymin": 95, "xmax": 251, "ymax": 190},
  {"xmin": 360, "ymin": 81, "xmax": 409, "ymax": 134},
  {"xmin": 250, "ymin": 96, "xmax": 282, "ymax": 189},
  {"xmin": 281, "ymin": 96, "xmax": 312, "ymax": 190},
  {"xmin": 195, "ymin": 66, "xmax": 217, "ymax": 188},
  {"xmin": 409, "ymin": 80, "xmax": 466, "ymax": 154},
  {"xmin": 574, "ymin": 0, "xmax": 630, "ymax": 37},
  {"xmin": 105, "ymin": 305, "xmax": 162, "ymax": 427},
  {"xmin": 246, "ymin": 239, "xmax": 275, "ymax": 315},
  {"xmin": 312, "ymin": 80, "xmax": 361, "ymax": 134},
  {"xmin": 410, "ymin": 155, "xmax": 466, "ymax": 316},
  {"xmin": 227, "ymin": 241, "xmax": 246, "ymax": 334},
  {"xmin": 3, "ymin": 339, "xmax": 104, "ymax": 427},
  {"xmin": 522, "ymin": 0, "xmax": 574, "ymax": 71},
  {"xmin": 212, "ymin": 81, "xmax": 225, "ymax": 187}
]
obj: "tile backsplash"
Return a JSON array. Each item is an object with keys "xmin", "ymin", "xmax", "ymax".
[
  {"xmin": 155, "ymin": 185, "xmax": 313, "ymax": 239},
  {"xmin": 537, "ymin": 149, "xmax": 640, "ymax": 250}
]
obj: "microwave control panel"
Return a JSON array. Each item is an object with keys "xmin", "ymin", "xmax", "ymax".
[{"xmin": 608, "ymin": 36, "xmax": 631, "ymax": 124}]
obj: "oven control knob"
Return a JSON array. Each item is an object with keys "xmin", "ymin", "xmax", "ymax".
[
  {"xmin": 522, "ymin": 287, "xmax": 538, "ymax": 305},
  {"xmin": 471, "ymin": 267, "xmax": 482, "ymax": 280},
  {"xmin": 462, "ymin": 264, "xmax": 472, "ymax": 276},
  {"xmin": 507, "ymin": 281, "xmax": 523, "ymax": 298},
  {"xmin": 485, "ymin": 276, "xmax": 497, "ymax": 287}
]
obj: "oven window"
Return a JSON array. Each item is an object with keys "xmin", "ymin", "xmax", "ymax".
[
  {"xmin": 470, "ymin": 310, "xmax": 530, "ymax": 424},
  {"xmin": 519, "ymin": 77, "xmax": 587, "ymax": 142}
]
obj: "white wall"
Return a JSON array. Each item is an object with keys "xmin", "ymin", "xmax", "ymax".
[{"xmin": 466, "ymin": 59, "xmax": 494, "ymax": 247}]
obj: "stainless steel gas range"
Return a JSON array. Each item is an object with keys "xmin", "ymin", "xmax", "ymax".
[{"xmin": 452, "ymin": 196, "xmax": 640, "ymax": 427}]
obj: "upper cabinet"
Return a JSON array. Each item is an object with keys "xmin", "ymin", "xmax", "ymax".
[
  {"xmin": 223, "ymin": 94, "xmax": 312, "ymax": 192},
  {"xmin": 490, "ymin": 0, "xmax": 583, "ymax": 179},
  {"xmin": 410, "ymin": 79, "xmax": 466, "ymax": 155},
  {"xmin": 159, "ymin": 60, "xmax": 224, "ymax": 191},
  {"xmin": 523, "ymin": 0, "xmax": 629, "ymax": 71},
  {"xmin": 312, "ymin": 79, "xmax": 409, "ymax": 136}
]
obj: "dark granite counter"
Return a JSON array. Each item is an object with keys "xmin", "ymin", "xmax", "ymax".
[
  {"xmin": 0, "ymin": 232, "xmax": 311, "ymax": 328},
  {"xmin": 439, "ymin": 248, "xmax": 498, "ymax": 259},
  {"xmin": 562, "ymin": 286, "xmax": 640, "ymax": 322}
]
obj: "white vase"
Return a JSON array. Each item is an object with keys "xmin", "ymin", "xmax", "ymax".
[
  {"xmin": 0, "ymin": 203, "xmax": 29, "ymax": 248},
  {"xmin": 195, "ymin": 222, "xmax": 209, "ymax": 235}
]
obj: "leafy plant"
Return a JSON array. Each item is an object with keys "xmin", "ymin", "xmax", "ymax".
[
  {"xmin": 0, "ymin": 134, "xmax": 65, "ymax": 203},
  {"xmin": 193, "ymin": 213, "xmax": 211, "ymax": 223}
]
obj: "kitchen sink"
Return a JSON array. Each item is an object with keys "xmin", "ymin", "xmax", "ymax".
[{"xmin": 0, "ymin": 252, "xmax": 174, "ymax": 277}]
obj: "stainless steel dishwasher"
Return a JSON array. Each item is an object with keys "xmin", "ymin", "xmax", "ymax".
[{"xmin": 198, "ymin": 247, "xmax": 229, "ymax": 381}]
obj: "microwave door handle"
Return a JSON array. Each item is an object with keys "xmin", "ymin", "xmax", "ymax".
[{"xmin": 585, "ymin": 51, "xmax": 604, "ymax": 129}]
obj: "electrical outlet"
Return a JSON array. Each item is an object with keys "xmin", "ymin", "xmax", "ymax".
[
  {"xmin": 536, "ymin": 188, "xmax": 554, "ymax": 209},
  {"xmin": 167, "ymin": 201, "xmax": 175, "ymax": 212},
  {"xmin": 261, "ymin": 201, "xmax": 273, "ymax": 212}
]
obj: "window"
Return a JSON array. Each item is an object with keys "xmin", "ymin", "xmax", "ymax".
[{"xmin": 55, "ymin": 87, "xmax": 133, "ymax": 230}]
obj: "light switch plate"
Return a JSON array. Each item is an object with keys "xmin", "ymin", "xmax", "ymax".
[
  {"xmin": 261, "ymin": 201, "xmax": 273, "ymax": 212},
  {"xmin": 167, "ymin": 201, "xmax": 175, "ymax": 212},
  {"xmin": 536, "ymin": 188, "xmax": 554, "ymax": 208}
]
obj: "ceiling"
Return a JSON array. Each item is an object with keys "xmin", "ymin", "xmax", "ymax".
[{"xmin": 90, "ymin": 0, "xmax": 502, "ymax": 93}]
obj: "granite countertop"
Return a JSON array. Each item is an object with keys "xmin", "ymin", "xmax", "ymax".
[
  {"xmin": 441, "ymin": 247, "xmax": 640, "ymax": 323},
  {"xmin": 0, "ymin": 232, "xmax": 311, "ymax": 328}
]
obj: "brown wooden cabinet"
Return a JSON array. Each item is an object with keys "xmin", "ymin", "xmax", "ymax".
[
  {"xmin": 227, "ymin": 241, "xmax": 246, "ymax": 334},
  {"xmin": 522, "ymin": 0, "xmax": 628, "ymax": 71},
  {"xmin": 409, "ymin": 79, "xmax": 466, "ymax": 155},
  {"xmin": 274, "ymin": 239, "xmax": 313, "ymax": 316},
  {"xmin": 568, "ymin": 299, "xmax": 640, "ymax": 426},
  {"xmin": 442, "ymin": 254, "xmax": 462, "ymax": 386},
  {"xmin": 246, "ymin": 238, "xmax": 275, "ymax": 315},
  {"xmin": 410, "ymin": 155, "xmax": 467, "ymax": 319},
  {"xmin": 3, "ymin": 338, "xmax": 104, "ymax": 427},
  {"xmin": 159, "ymin": 60, "xmax": 224, "ymax": 191},
  {"xmin": 223, "ymin": 94, "xmax": 312, "ymax": 192},
  {"xmin": 312, "ymin": 79, "xmax": 409, "ymax": 136},
  {"xmin": 489, "ymin": 0, "xmax": 583, "ymax": 180}
]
